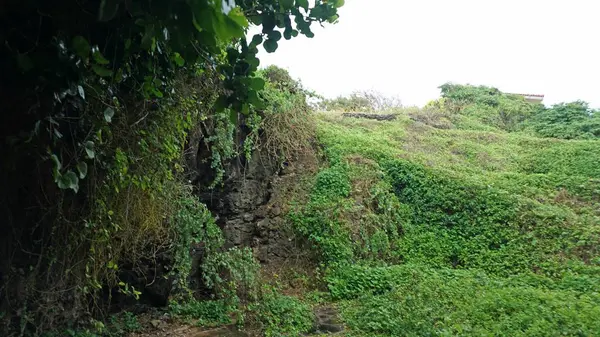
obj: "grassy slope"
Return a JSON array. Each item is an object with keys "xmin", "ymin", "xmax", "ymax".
[{"xmin": 300, "ymin": 110, "xmax": 600, "ymax": 336}]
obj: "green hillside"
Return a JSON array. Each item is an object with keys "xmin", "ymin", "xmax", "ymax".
[
  {"xmin": 4, "ymin": 1, "xmax": 598, "ymax": 335},
  {"xmin": 289, "ymin": 88, "xmax": 600, "ymax": 336}
]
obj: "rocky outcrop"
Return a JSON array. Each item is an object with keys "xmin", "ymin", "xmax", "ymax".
[{"xmin": 195, "ymin": 148, "xmax": 312, "ymax": 263}]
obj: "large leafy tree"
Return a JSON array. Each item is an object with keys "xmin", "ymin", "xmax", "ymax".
[{"xmin": 1, "ymin": 0, "xmax": 343, "ymax": 111}]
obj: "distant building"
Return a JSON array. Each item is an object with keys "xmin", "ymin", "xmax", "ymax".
[{"xmin": 509, "ymin": 93, "xmax": 545, "ymax": 104}]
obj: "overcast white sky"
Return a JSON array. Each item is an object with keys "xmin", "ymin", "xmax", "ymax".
[{"xmin": 253, "ymin": 0, "xmax": 599, "ymax": 108}]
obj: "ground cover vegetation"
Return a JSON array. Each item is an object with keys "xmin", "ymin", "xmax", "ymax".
[{"xmin": 288, "ymin": 83, "xmax": 600, "ymax": 336}]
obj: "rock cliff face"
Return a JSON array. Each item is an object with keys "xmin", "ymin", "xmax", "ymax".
[{"xmin": 194, "ymin": 146, "xmax": 313, "ymax": 263}]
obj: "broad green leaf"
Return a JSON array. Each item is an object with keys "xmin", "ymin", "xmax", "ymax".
[
  {"xmin": 77, "ymin": 162, "xmax": 88, "ymax": 179},
  {"xmin": 284, "ymin": 29, "xmax": 292, "ymax": 40},
  {"xmin": 248, "ymin": 90, "xmax": 264, "ymax": 108},
  {"xmin": 249, "ymin": 77, "xmax": 266, "ymax": 91},
  {"xmin": 247, "ymin": 56, "xmax": 260, "ymax": 71},
  {"xmin": 241, "ymin": 104, "xmax": 250, "ymax": 115},
  {"xmin": 281, "ymin": 0, "xmax": 294, "ymax": 10},
  {"xmin": 214, "ymin": 95, "xmax": 228, "ymax": 112},
  {"xmin": 104, "ymin": 107, "xmax": 115, "ymax": 123},
  {"xmin": 98, "ymin": 0, "xmax": 120, "ymax": 22},
  {"xmin": 85, "ymin": 141, "xmax": 95, "ymax": 159},
  {"xmin": 51, "ymin": 154, "xmax": 62, "ymax": 181},
  {"xmin": 268, "ymin": 30, "xmax": 282, "ymax": 42},
  {"xmin": 50, "ymin": 154, "xmax": 62, "ymax": 171},
  {"xmin": 310, "ymin": 5, "xmax": 325, "ymax": 18},
  {"xmin": 262, "ymin": 13, "xmax": 276, "ymax": 33},
  {"xmin": 333, "ymin": 0, "xmax": 345, "ymax": 8},
  {"xmin": 263, "ymin": 39, "xmax": 278, "ymax": 53},
  {"xmin": 92, "ymin": 47, "xmax": 110, "ymax": 65},
  {"xmin": 173, "ymin": 53, "xmax": 185, "ymax": 66},
  {"xmin": 226, "ymin": 48, "xmax": 240, "ymax": 64},
  {"xmin": 249, "ymin": 14, "xmax": 263, "ymax": 25},
  {"xmin": 92, "ymin": 64, "xmax": 112, "ymax": 77},
  {"xmin": 251, "ymin": 34, "xmax": 263, "ymax": 46},
  {"xmin": 228, "ymin": 7, "xmax": 248, "ymax": 28},
  {"xmin": 296, "ymin": 0, "xmax": 309, "ymax": 11},
  {"xmin": 72, "ymin": 36, "xmax": 91, "ymax": 59},
  {"xmin": 56, "ymin": 173, "xmax": 67, "ymax": 189},
  {"xmin": 57, "ymin": 171, "xmax": 79, "ymax": 192},
  {"xmin": 229, "ymin": 109, "xmax": 238, "ymax": 125},
  {"xmin": 115, "ymin": 68, "xmax": 124, "ymax": 83},
  {"xmin": 141, "ymin": 25, "xmax": 156, "ymax": 51},
  {"xmin": 222, "ymin": 15, "xmax": 245, "ymax": 39},
  {"xmin": 283, "ymin": 15, "xmax": 292, "ymax": 30},
  {"xmin": 192, "ymin": 4, "xmax": 220, "ymax": 35}
]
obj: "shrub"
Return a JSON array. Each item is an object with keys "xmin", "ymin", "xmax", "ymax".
[
  {"xmin": 247, "ymin": 66, "xmax": 316, "ymax": 162},
  {"xmin": 525, "ymin": 101, "xmax": 600, "ymax": 139},
  {"xmin": 319, "ymin": 90, "xmax": 402, "ymax": 112},
  {"xmin": 250, "ymin": 288, "xmax": 314, "ymax": 337},
  {"xmin": 169, "ymin": 299, "xmax": 233, "ymax": 327},
  {"xmin": 439, "ymin": 83, "xmax": 543, "ymax": 131}
]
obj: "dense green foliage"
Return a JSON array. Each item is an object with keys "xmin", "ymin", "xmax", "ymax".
[
  {"xmin": 436, "ymin": 83, "xmax": 543, "ymax": 131},
  {"xmin": 285, "ymin": 88, "xmax": 600, "ymax": 335},
  {"xmin": 330, "ymin": 265, "xmax": 600, "ymax": 336},
  {"xmin": 0, "ymin": 0, "xmax": 338, "ymax": 328},
  {"xmin": 526, "ymin": 101, "xmax": 600, "ymax": 139},
  {"xmin": 319, "ymin": 90, "xmax": 403, "ymax": 112},
  {"xmin": 434, "ymin": 83, "xmax": 600, "ymax": 139},
  {"xmin": 249, "ymin": 288, "xmax": 314, "ymax": 337}
]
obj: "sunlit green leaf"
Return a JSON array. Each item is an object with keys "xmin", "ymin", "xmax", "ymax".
[
  {"xmin": 333, "ymin": 0, "xmax": 345, "ymax": 8},
  {"xmin": 173, "ymin": 52, "xmax": 185, "ymax": 66},
  {"xmin": 228, "ymin": 7, "xmax": 248, "ymax": 28},
  {"xmin": 222, "ymin": 15, "xmax": 246, "ymax": 39}
]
